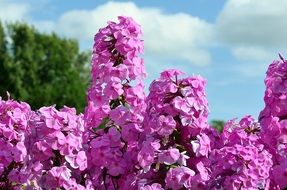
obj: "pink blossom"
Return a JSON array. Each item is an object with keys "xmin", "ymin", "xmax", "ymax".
[
  {"xmin": 141, "ymin": 183, "xmax": 163, "ymax": 190},
  {"xmin": 165, "ymin": 166, "xmax": 195, "ymax": 189},
  {"xmin": 158, "ymin": 148, "xmax": 180, "ymax": 165}
]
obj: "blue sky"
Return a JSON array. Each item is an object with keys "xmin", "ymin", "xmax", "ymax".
[{"xmin": 0, "ymin": 0, "xmax": 286, "ymax": 121}]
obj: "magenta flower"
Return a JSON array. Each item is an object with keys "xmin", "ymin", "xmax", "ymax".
[
  {"xmin": 141, "ymin": 183, "xmax": 164, "ymax": 190},
  {"xmin": 158, "ymin": 148, "xmax": 180, "ymax": 165},
  {"xmin": 165, "ymin": 166, "xmax": 195, "ymax": 189}
]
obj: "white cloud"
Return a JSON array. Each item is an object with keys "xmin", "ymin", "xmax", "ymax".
[
  {"xmin": 3, "ymin": 0, "xmax": 282, "ymax": 73},
  {"xmin": 216, "ymin": 0, "xmax": 287, "ymax": 61},
  {"xmin": 52, "ymin": 2, "xmax": 213, "ymax": 66},
  {"xmin": 232, "ymin": 46, "xmax": 275, "ymax": 61},
  {"xmin": 0, "ymin": 0, "xmax": 30, "ymax": 22},
  {"xmin": 32, "ymin": 20, "xmax": 55, "ymax": 33}
]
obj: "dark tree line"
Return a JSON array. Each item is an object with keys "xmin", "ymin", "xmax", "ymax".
[
  {"xmin": 211, "ymin": 120, "xmax": 225, "ymax": 132},
  {"xmin": 0, "ymin": 21, "xmax": 90, "ymax": 112}
]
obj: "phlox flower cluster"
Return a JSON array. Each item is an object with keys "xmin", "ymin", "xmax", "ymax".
[
  {"xmin": 0, "ymin": 97, "xmax": 31, "ymax": 189},
  {"xmin": 137, "ymin": 69, "xmax": 210, "ymax": 189},
  {"xmin": 83, "ymin": 16, "xmax": 146, "ymax": 189},
  {"xmin": 0, "ymin": 97, "xmax": 87, "ymax": 189},
  {"xmin": 259, "ymin": 56, "xmax": 287, "ymax": 189},
  {"xmin": 209, "ymin": 116, "xmax": 273, "ymax": 190},
  {"xmin": 26, "ymin": 106, "xmax": 87, "ymax": 189},
  {"xmin": 1, "ymin": 16, "xmax": 287, "ymax": 190}
]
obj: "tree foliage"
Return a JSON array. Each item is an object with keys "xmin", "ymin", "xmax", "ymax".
[
  {"xmin": 210, "ymin": 119, "xmax": 225, "ymax": 132},
  {"xmin": 0, "ymin": 21, "xmax": 90, "ymax": 112}
]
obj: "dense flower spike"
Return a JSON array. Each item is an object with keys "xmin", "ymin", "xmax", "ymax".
[
  {"xmin": 260, "ymin": 55, "xmax": 287, "ymax": 120},
  {"xmin": 84, "ymin": 16, "xmax": 146, "ymax": 188},
  {"xmin": 1, "ymin": 16, "xmax": 287, "ymax": 189},
  {"xmin": 259, "ymin": 56, "xmax": 287, "ymax": 189},
  {"xmin": 137, "ymin": 69, "xmax": 211, "ymax": 188},
  {"xmin": 85, "ymin": 16, "xmax": 146, "ymax": 129}
]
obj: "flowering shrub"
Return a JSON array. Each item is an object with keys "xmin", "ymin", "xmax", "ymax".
[
  {"xmin": 0, "ymin": 98, "xmax": 32, "ymax": 189},
  {"xmin": 1, "ymin": 16, "xmax": 287, "ymax": 189},
  {"xmin": 27, "ymin": 106, "xmax": 87, "ymax": 189}
]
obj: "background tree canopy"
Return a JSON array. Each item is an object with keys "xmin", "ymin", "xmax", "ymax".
[
  {"xmin": 210, "ymin": 120, "xmax": 225, "ymax": 132},
  {"xmin": 0, "ymin": 21, "xmax": 90, "ymax": 113}
]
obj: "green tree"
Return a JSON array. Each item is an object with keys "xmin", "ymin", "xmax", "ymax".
[
  {"xmin": 0, "ymin": 21, "xmax": 90, "ymax": 112},
  {"xmin": 0, "ymin": 21, "xmax": 12, "ymax": 96},
  {"xmin": 210, "ymin": 120, "xmax": 225, "ymax": 133}
]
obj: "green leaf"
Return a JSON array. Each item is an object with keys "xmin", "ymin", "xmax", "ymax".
[{"xmin": 98, "ymin": 117, "xmax": 110, "ymax": 129}]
